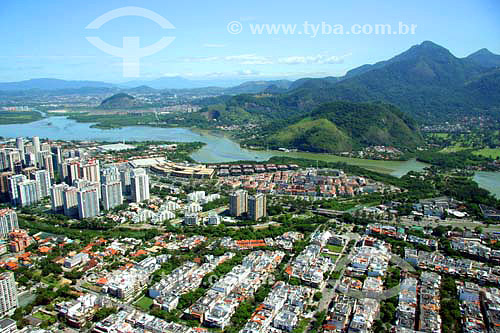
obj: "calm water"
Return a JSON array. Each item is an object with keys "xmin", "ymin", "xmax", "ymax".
[
  {"xmin": 473, "ymin": 172, "xmax": 500, "ymax": 198},
  {"xmin": 0, "ymin": 116, "xmax": 498, "ymax": 195}
]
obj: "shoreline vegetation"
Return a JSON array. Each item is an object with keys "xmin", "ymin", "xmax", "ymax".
[{"xmin": 0, "ymin": 110, "xmax": 43, "ymax": 124}]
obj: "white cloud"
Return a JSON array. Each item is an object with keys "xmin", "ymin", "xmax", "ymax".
[
  {"xmin": 181, "ymin": 54, "xmax": 273, "ymax": 65},
  {"xmin": 278, "ymin": 53, "xmax": 352, "ymax": 65},
  {"xmin": 238, "ymin": 69, "xmax": 260, "ymax": 76},
  {"xmin": 180, "ymin": 53, "xmax": 351, "ymax": 66},
  {"xmin": 224, "ymin": 54, "xmax": 273, "ymax": 65}
]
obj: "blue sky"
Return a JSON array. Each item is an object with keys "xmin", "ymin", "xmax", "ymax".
[{"xmin": 0, "ymin": 0, "xmax": 499, "ymax": 83}]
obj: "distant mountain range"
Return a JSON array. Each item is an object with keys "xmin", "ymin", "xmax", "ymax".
[
  {"xmin": 0, "ymin": 78, "xmax": 115, "ymax": 91},
  {"xmin": 276, "ymin": 41, "xmax": 500, "ymax": 120},
  {"xmin": 1, "ymin": 41, "xmax": 499, "ymax": 127},
  {"xmin": 190, "ymin": 41, "xmax": 500, "ymax": 152},
  {"xmin": 1, "ymin": 42, "xmax": 498, "ymax": 103}
]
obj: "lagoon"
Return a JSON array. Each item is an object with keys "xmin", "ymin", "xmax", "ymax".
[
  {"xmin": 0, "ymin": 116, "xmax": 497, "ymax": 196},
  {"xmin": 0, "ymin": 116, "xmax": 427, "ymax": 176},
  {"xmin": 473, "ymin": 172, "xmax": 500, "ymax": 198}
]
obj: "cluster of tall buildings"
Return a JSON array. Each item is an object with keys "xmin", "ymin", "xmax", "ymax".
[
  {"xmin": 50, "ymin": 162, "xmax": 150, "ymax": 219},
  {"xmin": 0, "ymin": 137, "xmax": 151, "ymax": 220},
  {"xmin": 229, "ymin": 190, "xmax": 266, "ymax": 221},
  {"xmin": 0, "ymin": 136, "xmax": 58, "ymax": 206}
]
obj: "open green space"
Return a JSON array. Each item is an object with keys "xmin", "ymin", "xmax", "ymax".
[
  {"xmin": 473, "ymin": 148, "xmax": 500, "ymax": 159},
  {"xmin": 439, "ymin": 145, "xmax": 469, "ymax": 153},
  {"xmin": 135, "ymin": 296, "xmax": 154, "ymax": 311},
  {"xmin": 33, "ymin": 312, "xmax": 55, "ymax": 321},
  {"xmin": 0, "ymin": 111, "xmax": 43, "ymax": 124},
  {"xmin": 326, "ymin": 245, "xmax": 344, "ymax": 253}
]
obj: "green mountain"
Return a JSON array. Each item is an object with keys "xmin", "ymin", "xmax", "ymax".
[
  {"xmin": 224, "ymin": 80, "xmax": 292, "ymax": 94},
  {"xmin": 194, "ymin": 41, "xmax": 499, "ymax": 154},
  {"xmin": 199, "ymin": 42, "xmax": 500, "ymax": 126},
  {"xmin": 99, "ymin": 93, "xmax": 136, "ymax": 109},
  {"xmin": 264, "ymin": 101, "xmax": 422, "ymax": 153},
  {"xmin": 281, "ymin": 41, "xmax": 499, "ymax": 121},
  {"xmin": 465, "ymin": 48, "xmax": 500, "ymax": 69}
]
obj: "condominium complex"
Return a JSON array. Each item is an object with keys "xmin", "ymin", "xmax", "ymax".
[{"xmin": 230, "ymin": 190, "xmax": 267, "ymax": 221}]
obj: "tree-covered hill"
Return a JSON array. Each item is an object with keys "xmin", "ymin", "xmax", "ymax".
[{"xmin": 253, "ymin": 101, "xmax": 422, "ymax": 152}]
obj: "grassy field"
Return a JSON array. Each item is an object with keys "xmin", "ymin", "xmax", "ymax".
[
  {"xmin": 0, "ymin": 111, "xmax": 43, "ymax": 124},
  {"xmin": 439, "ymin": 145, "xmax": 469, "ymax": 153},
  {"xmin": 326, "ymin": 245, "xmax": 344, "ymax": 253},
  {"xmin": 135, "ymin": 296, "xmax": 154, "ymax": 311},
  {"xmin": 473, "ymin": 148, "xmax": 500, "ymax": 159},
  {"xmin": 33, "ymin": 312, "xmax": 55, "ymax": 321}
]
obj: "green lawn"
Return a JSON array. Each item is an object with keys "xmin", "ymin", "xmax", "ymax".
[
  {"xmin": 326, "ymin": 245, "xmax": 344, "ymax": 253},
  {"xmin": 33, "ymin": 311, "xmax": 54, "ymax": 321},
  {"xmin": 473, "ymin": 148, "xmax": 500, "ymax": 159},
  {"xmin": 135, "ymin": 296, "xmax": 154, "ymax": 311}
]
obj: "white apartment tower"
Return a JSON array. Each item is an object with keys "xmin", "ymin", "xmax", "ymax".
[
  {"xmin": 0, "ymin": 209, "xmax": 18, "ymax": 238},
  {"xmin": 77, "ymin": 185, "xmax": 100, "ymax": 219},
  {"xmin": 50, "ymin": 183, "xmax": 68, "ymax": 212},
  {"xmin": 32, "ymin": 169, "xmax": 52, "ymax": 198},
  {"xmin": 18, "ymin": 179, "xmax": 40, "ymax": 207},
  {"xmin": 0, "ymin": 272, "xmax": 18, "ymax": 316},
  {"xmin": 131, "ymin": 168, "xmax": 150, "ymax": 203},
  {"xmin": 248, "ymin": 193, "xmax": 267, "ymax": 221}
]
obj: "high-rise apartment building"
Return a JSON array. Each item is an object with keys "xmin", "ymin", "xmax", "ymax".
[
  {"xmin": 32, "ymin": 169, "xmax": 51, "ymax": 198},
  {"xmin": 50, "ymin": 183, "xmax": 68, "ymax": 212},
  {"xmin": 18, "ymin": 179, "xmax": 40, "ymax": 206},
  {"xmin": 77, "ymin": 185, "xmax": 100, "ymax": 219},
  {"xmin": 0, "ymin": 209, "xmax": 18, "ymax": 238},
  {"xmin": 32, "ymin": 136, "xmax": 40, "ymax": 153},
  {"xmin": 63, "ymin": 186, "xmax": 79, "ymax": 217},
  {"xmin": 131, "ymin": 168, "xmax": 150, "ymax": 203},
  {"xmin": 248, "ymin": 193, "xmax": 267, "ymax": 221},
  {"xmin": 7, "ymin": 174, "xmax": 25, "ymax": 206},
  {"xmin": 101, "ymin": 180, "xmax": 123, "ymax": 210},
  {"xmin": 0, "ymin": 272, "xmax": 17, "ymax": 316},
  {"xmin": 230, "ymin": 189, "xmax": 248, "ymax": 217}
]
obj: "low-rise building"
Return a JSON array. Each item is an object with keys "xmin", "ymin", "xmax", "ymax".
[{"xmin": 64, "ymin": 252, "xmax": 90, "ymax": 268}]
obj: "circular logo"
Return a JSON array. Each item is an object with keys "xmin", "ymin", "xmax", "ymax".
[{"xmin": 227, "ymin": 21, "xmax": 243, "ymax": 34}]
